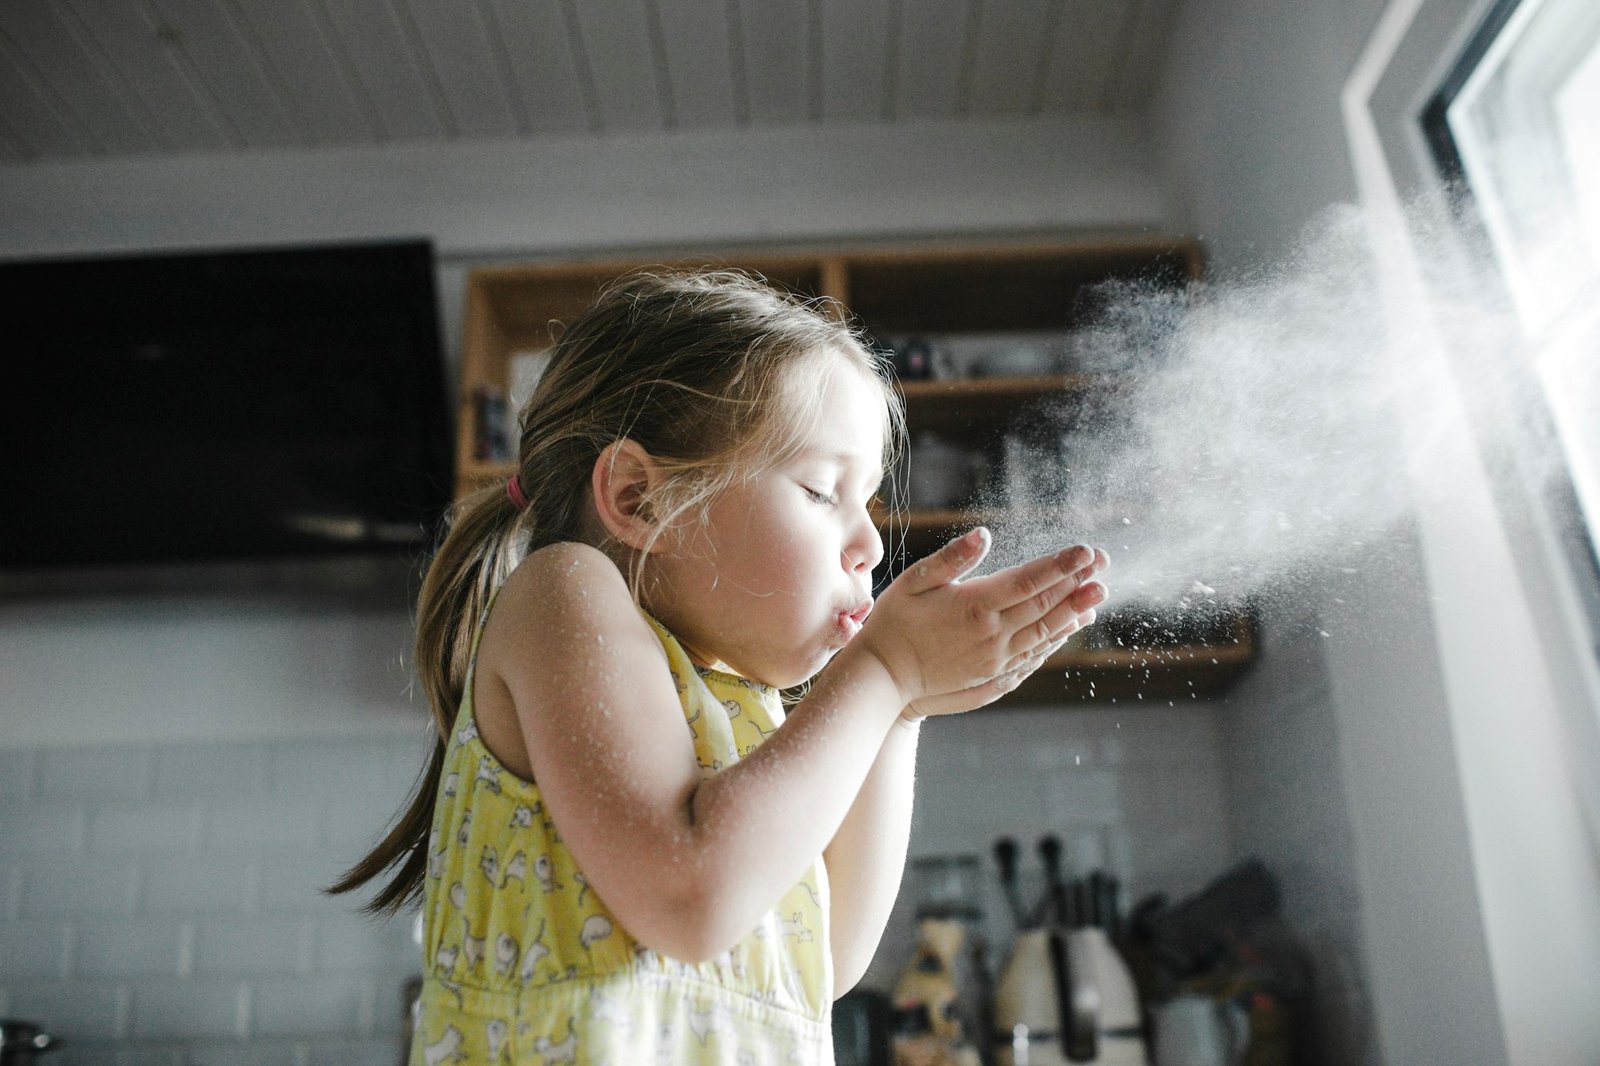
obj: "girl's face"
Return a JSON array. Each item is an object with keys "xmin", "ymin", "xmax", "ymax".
[{"xmin": 644, "ymin": 360, "xmax": 888, "ymax": 688}]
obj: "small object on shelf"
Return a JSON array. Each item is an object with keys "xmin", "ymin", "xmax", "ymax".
[
  {"xmin": 473, "ymin": 384, "xmax": 512, "ymax": 462},
  {"xmin": 508, "ymin": 348, "xmax": 552, "ymax": 414},
  {"xmin": 885, "ymin": 335, "xmax": 935, "ymax": 381}
]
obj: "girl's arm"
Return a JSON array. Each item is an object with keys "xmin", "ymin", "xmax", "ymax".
[
  {"xmin": 822, "ymin": 715, "xmax": 920, "ymax": 993},
  {"xmin": 486, "ymin": 535, "xmax": 1099, "ymax": 963}
]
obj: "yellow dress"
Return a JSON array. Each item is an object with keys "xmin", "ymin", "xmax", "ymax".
[{"xmin": 411, "ymin": 603, "xmax": 834, "ymax": 1065}]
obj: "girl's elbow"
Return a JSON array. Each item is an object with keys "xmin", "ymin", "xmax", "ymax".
[{"xmin": 622, "ymin": 880, "xmax": 749, "ymax": 964}]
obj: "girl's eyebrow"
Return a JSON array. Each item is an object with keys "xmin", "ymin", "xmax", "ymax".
[{"xmin": 801, "ymin": 448, "xmax": 883, "ymax": 481}]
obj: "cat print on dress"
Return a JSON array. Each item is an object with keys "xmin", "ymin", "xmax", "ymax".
[
  {"xmin": 493, "ymin": 932, "xmax": 519, "ymax": 978},
  {"xmin": 530, "ymin": 1018, "xmax": 578, "ymax": 1065},
  {"xmin": 782, "ymin": 911, "xmax": 813, "ymax": 942},
  {"xmin": 533, "ymin": 853, "xmax": 562, "ymax": 892},
  {"xmin": 752, "ymin": 912, "xmax": 812, "ymax": 943},
  {"xmin": 476, "ymin": 754, "xmax": 503, "ymax": 795},
  {"xmin": 519, "ymin": 920, "xmax": 550, "ymax": 981},
  {"xmin": 422, "ymin": 1025, "xmax": 466, "ymax": 1066},
  {"xmin": 589, "ymin": 987, "xmax": 633, "ymax": 1033},
  {"xmin": 461, "ymin": 917, "xmax": 487, "ymax": 970},
  {"xmin": 485, "ymin": 1018, "xmax": 509, "ymax": 1060},
  {"xmin": 579, "ymin": 913, "xmax": 613, "ymax": 950},
  {"xmin": 500, "ymin": 849, "xmax": 527, "ymax": 889}
]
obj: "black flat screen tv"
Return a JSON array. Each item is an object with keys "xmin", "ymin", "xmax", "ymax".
[{"xmin": 1, "ymin": 239, "xmax": 453, "ymax": 577}]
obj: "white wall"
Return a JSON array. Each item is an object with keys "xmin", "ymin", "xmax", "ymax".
[
  {"xmin": 1154, "ymin": 0, "xmax": 1600, "ymax": 1062},
  {"xmin": 0, "ymin": 114, "xmax": 1174, "ymax": 262}
]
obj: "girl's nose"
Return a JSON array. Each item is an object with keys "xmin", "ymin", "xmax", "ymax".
[{"xmin": 845, "ymin": 511, "xmax": 884, "ymax": 574}]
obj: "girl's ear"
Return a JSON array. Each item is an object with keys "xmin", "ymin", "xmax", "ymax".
[{"xmin": 592, "ymin": 439, "xmax": 665, "ymax": 552}]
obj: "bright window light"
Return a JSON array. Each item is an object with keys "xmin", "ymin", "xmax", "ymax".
[{"xmin": 1441, "ymin": 0, "xmax": 1600, "ymax": 576}]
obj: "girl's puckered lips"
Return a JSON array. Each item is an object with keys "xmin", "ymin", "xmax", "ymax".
[{"xmin": 837, "ymin": 599, "xmax": 874, "ymax": 641}]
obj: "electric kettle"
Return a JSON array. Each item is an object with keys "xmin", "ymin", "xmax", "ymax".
[{"xmin": 990, "ymin": 838, "xmax": 1148, "ymax": 1065}]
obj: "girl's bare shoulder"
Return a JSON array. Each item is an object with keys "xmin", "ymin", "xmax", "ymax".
[
  {"xmin": 483, "ymin": 542, "xmax": 664, "ymax": 678},
  {"xmin": 505, "ymin": 540, "xmax": 624, "ymax": 599}
]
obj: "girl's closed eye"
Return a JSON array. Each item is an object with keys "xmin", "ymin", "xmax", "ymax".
[{"xmin": 802, "ymin": 485, "xmax": 838, "ymax": 506}]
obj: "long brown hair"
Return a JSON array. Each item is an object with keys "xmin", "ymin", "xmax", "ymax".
[{"xmin": 327, "ymin": 267, "xmax": 904, "ymax": 917}]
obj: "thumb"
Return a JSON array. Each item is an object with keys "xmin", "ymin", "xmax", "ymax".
[{"xmin": 901, "ymin": 527, "xmax": 990, "ymax": 594}]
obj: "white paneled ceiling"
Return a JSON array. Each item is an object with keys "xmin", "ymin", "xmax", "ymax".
[{"xmin": 0, "ymin": 0, "xmax": 1177, "ymax": 165}]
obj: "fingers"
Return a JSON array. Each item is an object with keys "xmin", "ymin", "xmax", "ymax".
[
  {"xmin": 916, "ymin": 632, "xmax": 1067, "ymax": 717},
  {"xmin": 899, "ymin": 527, "xmax": 992, "ymax": 594},
  {"xmin": 982, "ymin": 543, "xmax": 1107, "ymax": 612},
  {"xmin": 1003, "ymin": 579, "xmax": 1107, "ymax": 658}
]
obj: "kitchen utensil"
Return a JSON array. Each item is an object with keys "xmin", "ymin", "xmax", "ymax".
[
  {"xmin": 990, "ymin": 838, "xmax": 1148, "ymax": 1066},
  {"xmin": 1151, "ymin": 995, "xmax": 1249, "ymax": 1066},
  {"xmin": 0, "ymin": 1020, "xmax": 60, "ymax": 1066},
  {"xmin": 994, "ymin": 837, "xmax": 1029, "ymax": 928}
]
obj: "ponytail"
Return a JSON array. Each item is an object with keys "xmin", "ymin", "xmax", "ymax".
[{"xmin": 324, "ymin": 482, "xmax": 526, "ymax": 917}]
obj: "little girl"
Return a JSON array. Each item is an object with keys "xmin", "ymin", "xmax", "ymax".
[{"xmin": 333, "ymin": 268, "xmax": 1108, "ymax": 1064}]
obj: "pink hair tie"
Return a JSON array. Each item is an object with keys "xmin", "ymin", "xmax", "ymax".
[{"xmin": 505, "ymin": 477, "xmax": 529, "ymax": 510}]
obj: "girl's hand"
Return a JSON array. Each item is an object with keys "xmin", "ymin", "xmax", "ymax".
[{"xmin": 856, "ymin": 527, "xmax": 1108, "ymax": 720}]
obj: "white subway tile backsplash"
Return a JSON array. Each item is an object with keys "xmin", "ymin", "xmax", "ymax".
[
  {"xmin": 21, "ymin": 859, "xmax": 139, "ymax": 917},
  {"xmin": 116, "ymin": 1047, "xmax": 186, "ymax": 1065},
  {"xmin": 35, "ymin": 746, "xmax": 153, "ymax": 797},
  {"xmin": 53, "ymin": 1047, "xmax": 130, "ymax": 1066},
  {"xmin": 270, "ymin": 738, "xmax": 398, "ymax": 796},
  {"xmin": 260, "ymin": 851, "xmax": 359, "ymax": 918},
  {"xmin": 192, "ymin": 916, "xmax": 309, "ymax": 976},
  {"xmin": 203, "ymin": 798, "xmax": 320, "ymax": 852},
  {"xmin": 130, "ymin": 981, "xmax": 247, "ymax": 1040},
  {"xmin": 7, "ymin": 980, "xmax": 128, "ymax": 1040},
  {"xmin": 0, "ymin": 920, "xmax": 70, "ymax": 980},
  {"xmin": 1, "ymin": 864, "xmax": 19, "ymax": 920},
  {"xmin": 321, "ymin": 788, "xmax": 412, "ymax": 851},
  {"xmin": 89, "ymin": 803, "xmax": 203, "ymax": 855},
  {"xmin": 252, "ymin": 976, "xmax": 369, "ymax": 1038},
  {"xmin": 183, "ymin": 1041, "xmax": 301, "ymax": 1066},
  {"xmin": 153, "ymin": 744, "xmax": 272, "ymax": 796},
  {"xmin": 305, "ymin": 1036, "xmax": 406, "ymax": 1066},
  {"xmin": 0, "ymin": 805, "xmax": 88, "ymax": 854},
  {"xmin": 73, "ymin": 918, "xmax": 184, "ymax": 978},
  {"xmin": 0, "ymin": 749, "xmax": 34, "ymax": 797},
  {"xmin": 141, "ymin": 857, "xmax": 258, "ymax": 916},
  {"xmin": 1042, "ymin": 766, "xmax": 1122, "ymax": 823},
  {"xmin": 309, "ymin": 914, "xmax": 417, "ymax": 974}
]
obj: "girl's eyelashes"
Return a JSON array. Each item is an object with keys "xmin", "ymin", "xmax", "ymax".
[{"xmin": 802, "ymin": 485, "xmax": 838, "ymax": 506}]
